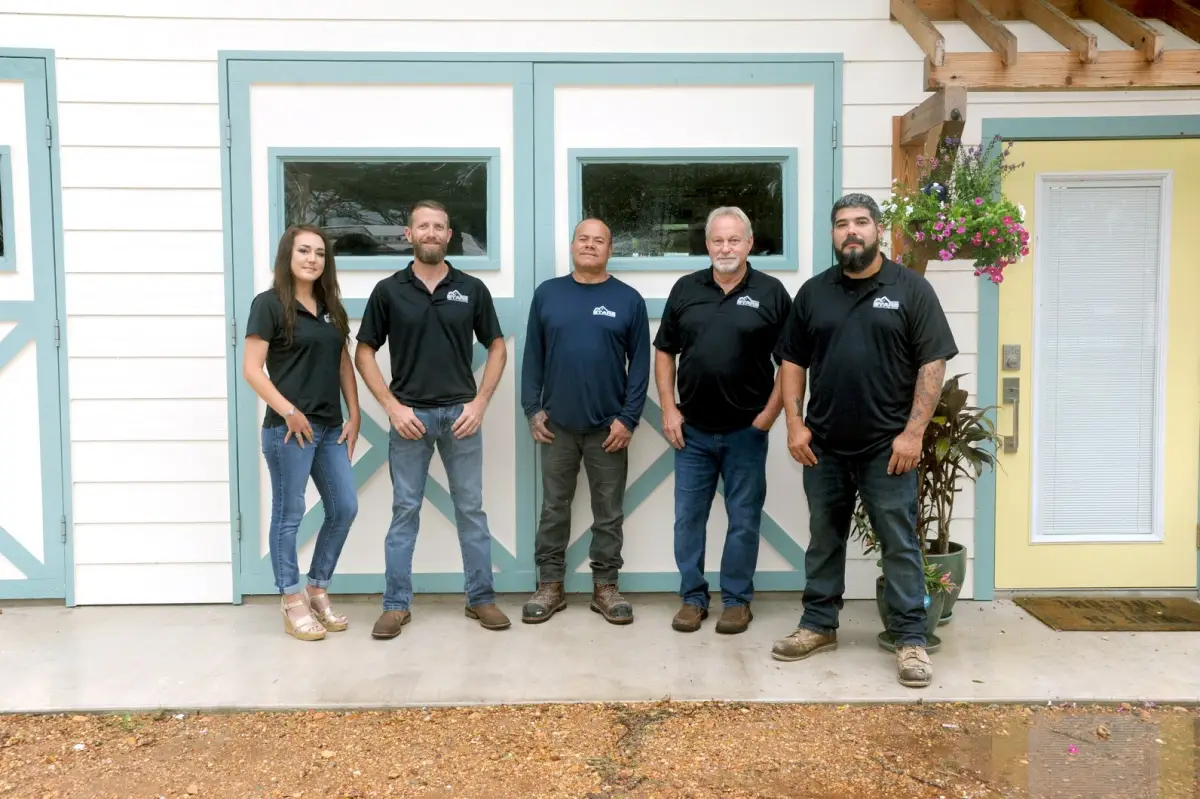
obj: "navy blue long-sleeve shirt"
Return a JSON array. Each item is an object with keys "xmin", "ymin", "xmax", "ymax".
[{"xmin": 521, "ymin": 274, "xmax": 651, "ymax": 433}]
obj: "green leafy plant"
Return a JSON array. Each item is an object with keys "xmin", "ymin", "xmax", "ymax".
[
  {"xmin": 880, "ymin": 134, "xmax": 1029, "ymax": 284},
  {"xmin": 850, "ymin": 374, "xmax": 1003, "ymax": 569}
]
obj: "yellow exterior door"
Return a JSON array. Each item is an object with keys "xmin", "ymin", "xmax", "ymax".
[{"xmin": 994, "ymin": 139, "xmax": 1200, "ymax": 590}]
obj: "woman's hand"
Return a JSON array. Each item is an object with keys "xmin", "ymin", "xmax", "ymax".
[
  {"xmin": 284, "ymin": 407, "xmax": 314, "ymax": 448},
  {"xmin": 339, "ymin": 415, "xmax": 361, "ymax": 459}
]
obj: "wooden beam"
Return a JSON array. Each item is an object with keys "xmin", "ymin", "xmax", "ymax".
[
  {"xmin": 1158, "ymin": 0, "xmax": 1200, "ymax": 44},
  {"xmin": 927, "ymin": 48, "xmax": 1200, "ymax": 88},
  {"xmin": 956, "ymin": 0, "xmax": 1020, "ymax": 64},
  {"xmin": 1021, "ymin": 0, "xmax": 1099, "ymax": 61},
  {"xmin": 899, "ymin": 86, "xmax": 969, "ymax": 144},
  {"xmin": 915, "ymin": 0, "xmax": 1147, "ymax": 19},
  {"xmin": 891, "ymin": 0, "xmax": 947, "ymax": 66},
  {"xmin": 1080, "ymin": 0, "xmax": 1163, "ymax": 62}
]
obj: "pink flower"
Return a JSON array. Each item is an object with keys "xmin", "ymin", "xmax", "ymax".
[
  {"xmin": 1021, "ymin": 246, "xmax": 1030, "ymax": 256},
  {"xmin": 938, "ymin": 249, "xmax": 952, "ymax": 261},
  {"xmin": 1002, "ymin": 216, "xmax": 1013, "ymax": 225},
  {"xmin": 957, "ymin": 227, "xmax": 966, "ymax": 234},
  {"xmin": 972, "ymin": 233, "xmax": 983, "ymax": 245},
  {"xmin": 915, "ymin": 231, "xmax": 926, "ymax": 242},
  {"xmin": 934, "ymin": 221, "xmax": 945, "ymax": 231},
  {"xmin": 974, "ymin": 197, "xmax": 984, "ymax": 206},
  {"xmin": 989, "ymin": 228, "xmax": 998, "ymax": 236}
]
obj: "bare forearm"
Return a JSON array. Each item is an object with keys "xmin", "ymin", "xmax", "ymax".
[
  {"xmin": 354, "ymin": 345, "xmax": 400, "ymax": 414},
  {"xmin": 759, "ymin": 371, "xmax": 784, "ymax": 424},
  {"xmin": 654, "ymin": 351, "xmax": 678, "ymax": 411},
  {"xmin": 780, "ymin": 361, "xmax": 807, "ymax": 423},
  {"xmin": 243, "ymin": 369, "xmax": 294, "ymax": 418},
  {"xmin": 339, "ymin": 348, "xmax": 360, "ymax": 420},
  {"xmin": 904, "ymin": 359, "xmax": 946, "ymax": 436},
  {"xmin": 476, "ymin": 339, "xmax": 507, "ymax": 403}
]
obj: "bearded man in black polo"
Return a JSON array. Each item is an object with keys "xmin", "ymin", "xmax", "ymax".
[{"xmin": 770, "ymin": 194, "xmax": 958, "ymax": 689}]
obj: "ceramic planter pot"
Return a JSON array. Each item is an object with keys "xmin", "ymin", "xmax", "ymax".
[
  {"xmin": 875, "ymin": 575, "xmax": 945, "ymax": 653},
  {"xmin": 925, "ymin": 540, "xmax": 967, "ymax": 624}
]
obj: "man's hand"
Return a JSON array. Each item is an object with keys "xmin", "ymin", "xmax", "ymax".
[
  {"xmin": 388, "ymin": 403, "xmax": 426, "ymax": 441},
  {"xmin": 338, "ymin": 415, "xmax": 361, "ymax": 459},
  {"xmin": 529, "ymin": 410, "xmax": 554, "ymax": 444},
  {"xmin": 751, "ymin": 409, "xmax": 774, "ymax": 432},
  {"xmin": 602, "ymin": 419, "xmax": 632, "ymax": 453},
  {"xmin": 786, "ymin": 420, "xmax": 817, "ymax": 466},
  {"xmin": 452, "ymin": 397, "xmax": 487, "ymax": 439},
  {"xmin": 888, "ymin": 430, "xmax": 922, "ymax": 475},
  {"xmin": 661, "ymin": 405, "xmax": 685, "ymax": 449}
]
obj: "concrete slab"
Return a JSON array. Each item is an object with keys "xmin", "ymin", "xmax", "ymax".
[{"xmin": 0, "ymin": 594, "xmax": 1197, "ymax": 713}]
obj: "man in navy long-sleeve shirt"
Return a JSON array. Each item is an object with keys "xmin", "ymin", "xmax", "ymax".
[{"xmin": 520, "ymin": 218, "xmax": 650, "ymax": 625}]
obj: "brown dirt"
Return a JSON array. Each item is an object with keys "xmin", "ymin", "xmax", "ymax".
[{"xmin": 1, "ymin": 702, "xmax": 1196, "ymax": 799}]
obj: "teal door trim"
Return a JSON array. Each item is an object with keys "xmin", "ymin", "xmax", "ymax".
[
  {"xmin": 533, "ymin": 57, "xmax": 842, "ymax": 592},
  {"xmin": 220, "ymin": 55, "xmax": 537, "ymax": 598},
  {"xmin": 0, "ymin": 145, "xmax": 16, "ymax": 273},
  {"xmin": 0, "ymin": 49, "xmax": 72, "ymax": 604},
  {"xmin": 976, "ymin": 114, "xmax": 1200, "ymax": 599}
]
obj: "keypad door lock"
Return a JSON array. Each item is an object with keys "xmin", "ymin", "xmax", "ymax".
[{"xmin": 1002, "ymin": 344, "xmax": 1021, "ymax": 370}]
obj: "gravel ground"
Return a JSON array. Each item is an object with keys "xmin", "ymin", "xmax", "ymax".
[{"xmin": 1, "ymin": 702, "xmax": 1196, "ymax": 799}]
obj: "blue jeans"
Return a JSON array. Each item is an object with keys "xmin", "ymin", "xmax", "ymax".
[
  {"xmin": 673, "ymin": 422, "xmax": 769, "ymax": 609},
  {"xmin": 383, "ymin": 403, "xmax": 495, "ymax": 611},
  {"xmin": 261, "ymin": 424, "xmax": 358, "ymax": 595},
  {"xmin": 800, "ymin": 443, "xmax": 927, "ymax": 646}
]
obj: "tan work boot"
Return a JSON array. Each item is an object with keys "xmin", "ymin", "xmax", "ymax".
[
  {"xmin": 896, "ymin": 644, "xmax": 933, "ymax": 688},
  {"xmin": 465, "ymin": 602, "xmax": 511, "ymax": 630},
  {"xmin": 715, "ymin": 604, "xmax": 753, "ymax": 634},
  {"xmin": 522, "ymin": 581, "xmax": 566, "ymax": 623},
  {"xmin": 370, "ymin": 610, "xmax": 411, "ymax": 640},
  {"xmin": 770, "ymin": 628, "xmax": 838, "ymax": 661},
  {"xmin": 590, "ymin": 583, "xmax": 633, "ymax": 625},
  {"xmin": 671, "ymin": 603, "xmax": 708, "ymax": 633}
]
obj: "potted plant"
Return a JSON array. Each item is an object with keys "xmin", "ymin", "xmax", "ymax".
[
  {"xmin": 850, "ymin": 375, "xmax": 1003, "ymax": 631},
  {"xmin": 880, "ymin": 134, "xmax": 1030, "ymax": 284}
]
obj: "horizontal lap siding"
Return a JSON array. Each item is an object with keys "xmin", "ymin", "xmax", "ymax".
[{"xmin": 5, "ymin": 0, "xmax": 1198, "ymax": 603}]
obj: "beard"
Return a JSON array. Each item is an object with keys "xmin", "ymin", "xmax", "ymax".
[
  {"xmin": 836, "ymin": 237, "xmax": 879, "ymax": 273},
  {"xmin": 712, "ymin": 256, "xmax": 742, "ymax": 274},
  {"xmin": 413, "ymin": 239, "xmax": 446, "ymax": 265}
]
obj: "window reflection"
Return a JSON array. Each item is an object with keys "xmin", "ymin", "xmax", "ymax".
[
  {"xmin": 283, "ymin": 160, "xmax": 489, "ymax": 257},
  {"xmin": 581, "ymin": 161, "xmax": 785, "ymax": 258}
]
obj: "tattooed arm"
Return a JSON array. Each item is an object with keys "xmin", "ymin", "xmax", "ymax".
[{"xmin": 889, "ymin": 359, "xmax": 946, "ymax": 474}]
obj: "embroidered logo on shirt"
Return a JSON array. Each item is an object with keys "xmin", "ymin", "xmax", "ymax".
[
  {"xmin": 593, "ymin": 305, "xmax": 617, "ymax": 318},
  {"xmin": 446, "ymin": 289, "xmax": 469, "ymax": 304},
  {"xmin": 322, "ymin": 313, "xmax": 331, "ymax": 323},
  {"xmin": 736, "ymin": 296, "xmax": 761, "ymax": 309},
  {"xmin": 873, "ymin": 296, "xmax": 900, "ymax": 310}
]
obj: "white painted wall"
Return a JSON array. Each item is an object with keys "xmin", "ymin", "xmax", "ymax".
[{"xmin": 3, "ymin": 0, "xmax": 1199, "ymax": 603}]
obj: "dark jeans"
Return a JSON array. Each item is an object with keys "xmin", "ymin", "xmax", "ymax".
[
  {"xmin": 535, "ymin": 421, "xmax": 628, "ymax": 584},
  {"xmin": 800, "ymin": 443, "xmax": 927, "ymax": 646},
  {"xmin": 674, "ymin": 422, "xmax": 768, "ymax": 609}
]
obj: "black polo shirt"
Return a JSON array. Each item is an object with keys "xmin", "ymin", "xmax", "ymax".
[
  {"xmin": 775, "ymin": 258, "xmax": 959, "ymax": 458},
  {"xmin": 653, "ymin": 263, "xmax": 792, "ymax": 434},
  {"xmin": 246, "ymin": 289, "xmax": 346, "ymax": 429},
  {"xmin": 357, "ymin": 262, "xmax": 503, "ymax": 408}
]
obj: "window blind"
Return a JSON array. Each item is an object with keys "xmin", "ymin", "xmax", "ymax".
[{"xmin": 1034, "ymin": 181, "xmax": 1162, "ymax": 540}]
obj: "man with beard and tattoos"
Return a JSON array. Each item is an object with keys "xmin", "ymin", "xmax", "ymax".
[
  {"xmin": 769, "ymin": 194, "xmax": 957, "ymax": 689},
  {"xmin": 355, "ymin": 200, "xmax": 512, "ymax": 638}
]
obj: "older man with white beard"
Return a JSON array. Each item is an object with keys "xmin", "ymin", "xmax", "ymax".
[{"xmin": 653, "ymin": 206, "xmax": 792, "ymax": 636}]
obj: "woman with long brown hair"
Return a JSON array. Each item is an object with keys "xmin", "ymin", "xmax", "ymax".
[{"xmin": 242, "ymin": 224, "xmax": 360, "ymax": 641}]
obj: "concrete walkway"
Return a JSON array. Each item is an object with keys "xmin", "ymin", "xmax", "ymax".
[{"xmin": 1, "ymin": 594, "xmax": 1196, "ymax": 713}]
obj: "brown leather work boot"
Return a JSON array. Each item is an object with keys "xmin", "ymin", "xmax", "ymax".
[
  {"xmin": 896, "ymin": 644, "xmax": 933, "ymax": 688},
  {"xmin": 370, "ymin": 610, "xmax": 411, "ymax": 640},
  {"xmin": 590, "ymin": 583, "xmax": 633, "ymax": 625},
  {"xmin": 715, "ymin": 603, "xmax": 753, "ymax": 634},
  {"xmin": 671, "ymin": 603, "xmax": 708, "ymax": 633},
  {"xmin": 465, "ymin": 603, "xmax": 511, "ymax": 630},
  {"xmin": 770, "ymin": 628, "xmax": 838, "ymax": 661},
  {"xmin": 522, "ymin": 581, "xmax": 566, "ymax": 623}
]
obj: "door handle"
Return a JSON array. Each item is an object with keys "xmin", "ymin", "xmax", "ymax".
[{"xmin": 1002, "ymin": 377, "xmax": 1019, "ymax": 453}]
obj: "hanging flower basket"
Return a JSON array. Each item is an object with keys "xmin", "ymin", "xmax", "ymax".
[{"xmin": 881, "ymin": 135, "xmax": 1030, "ymax": 284}]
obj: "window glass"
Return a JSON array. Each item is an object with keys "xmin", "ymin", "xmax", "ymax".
[
  {"xmin": 283, "ymin": 160, "xmax": 489, "ymax": 257},
  {"xmin": 580, "ymin": 161, "xmax": 785, "ymax": 258}
]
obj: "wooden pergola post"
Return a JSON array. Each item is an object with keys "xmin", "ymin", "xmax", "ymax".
[{"xmin": 890, "ymin": 86, "xmax": 968, "ymax": 275}]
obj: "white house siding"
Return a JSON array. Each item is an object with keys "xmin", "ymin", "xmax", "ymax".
[{"xmin": 3, "ymin": 0, "xmax": 1199, "ymax": 604}]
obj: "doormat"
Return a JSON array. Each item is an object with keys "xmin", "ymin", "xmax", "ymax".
[{"xmin": 1014, "ymin": 596, "xmax": 1200, "ymax": 632}]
